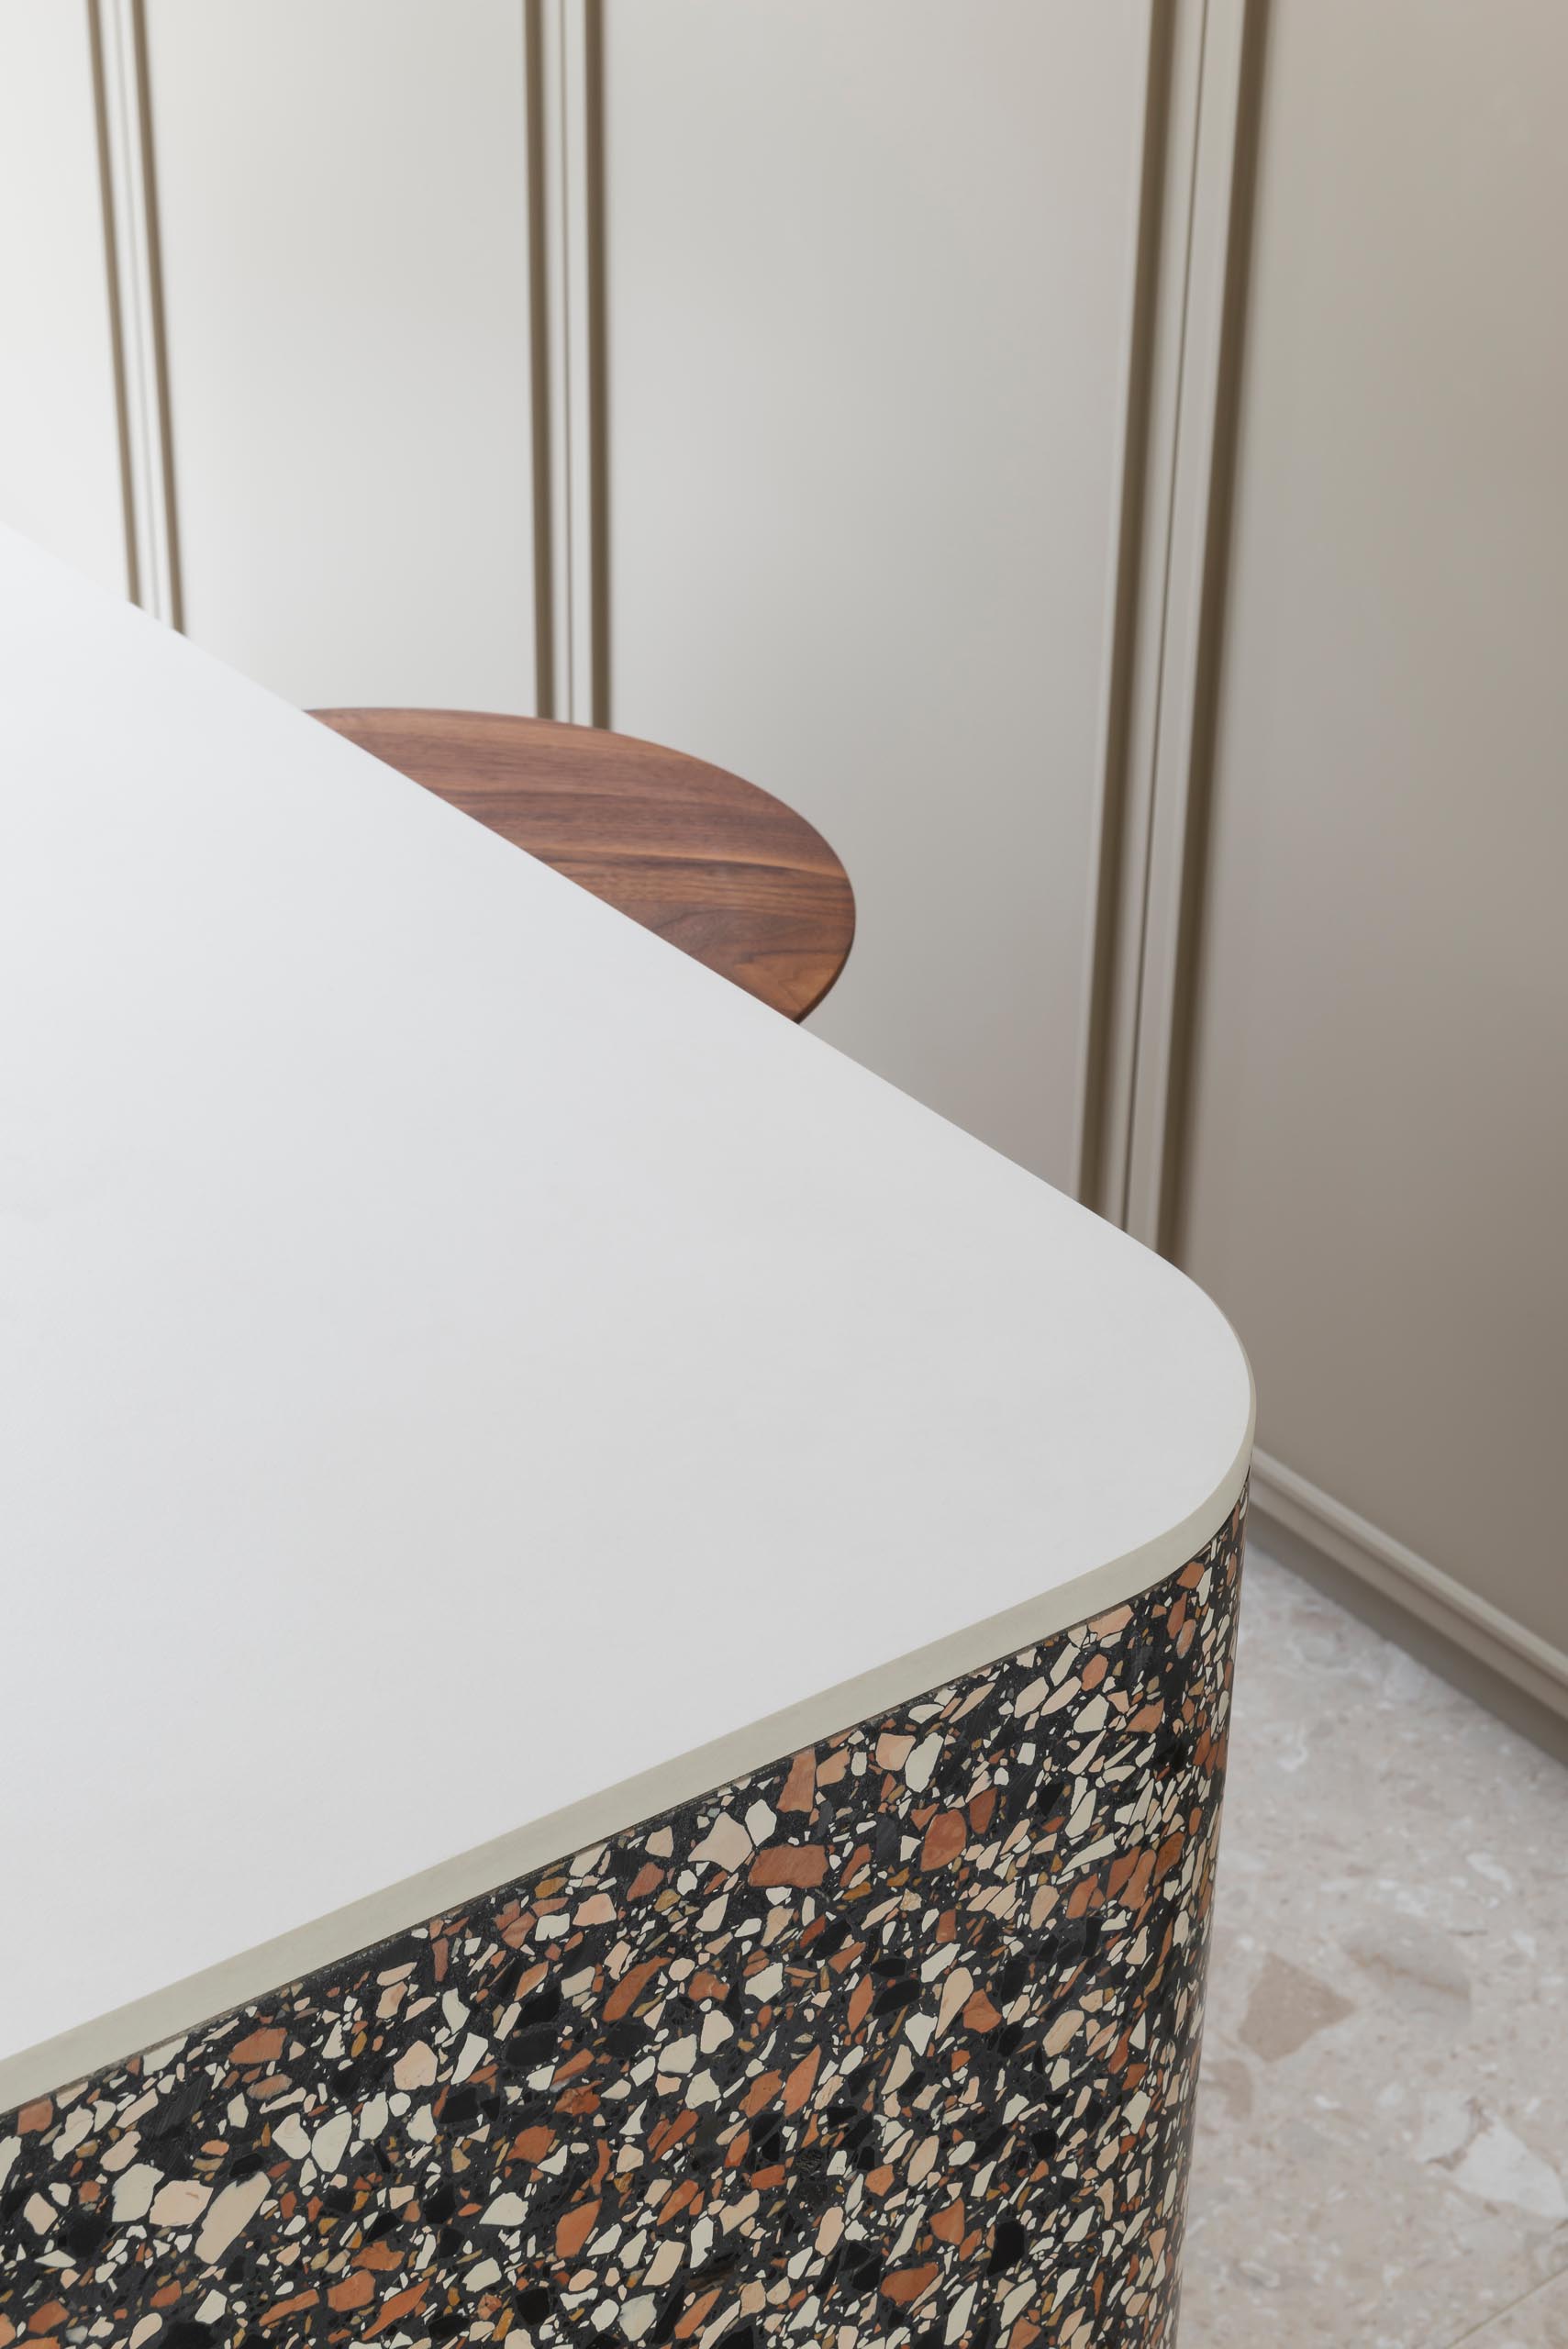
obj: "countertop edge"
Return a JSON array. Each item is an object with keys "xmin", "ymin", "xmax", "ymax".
[{"xmin": 0, "ymin": 1408, "xmax": 1254, "ymax": 2121}]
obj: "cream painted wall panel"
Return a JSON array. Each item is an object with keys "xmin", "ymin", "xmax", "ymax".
[
  {"xmin": 0, "ymin": 3, "xmax": 127, "ymax": 596},
  {"xmin": 1179, "ymin": 1, "xmax": 1568, "ymax": 1649},
  {"xmin": 143, "ymin": 0, "xmax": 536, "ymax": 710},
  {"xmin": 600, "ymin": 0, "xmax": 1147, "ymax": 1181}
]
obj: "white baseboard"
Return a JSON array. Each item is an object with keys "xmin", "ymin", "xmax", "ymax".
[{"xmin": 1250, "ymin": 1450, "xmax": 1568, "ymax": 1727}]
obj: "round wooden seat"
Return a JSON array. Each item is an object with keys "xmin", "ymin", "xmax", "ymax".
[{"xmin": 311, "ymin": 707, "xmax": 855, "ymax": 1022}]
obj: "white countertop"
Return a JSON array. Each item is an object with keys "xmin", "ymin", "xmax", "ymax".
[{"xmin": 0, "ymin": 529, "xmax": 1251, "ymax": 2110}]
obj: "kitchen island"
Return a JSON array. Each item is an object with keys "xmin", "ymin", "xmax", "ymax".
[{"xmin": 0, "ymin": 528, "xmax": 1251, "ymax": 2349}]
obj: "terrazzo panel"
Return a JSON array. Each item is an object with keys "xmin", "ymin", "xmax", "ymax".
[{"xmin": 0, "ymin": 1499, "xmax": 1244, "ymax": 2349}]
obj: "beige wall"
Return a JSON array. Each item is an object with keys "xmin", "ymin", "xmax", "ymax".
[
  {"xmin": 144, "ymin": 0, "xmax": 540, "ymax": 709},
  {"xmin": 1, "ymin": 0, "xmax": 1563, "ymax": 1730},
  {"xmin": 599, "ymin": 0, "xmax": 1148, "ymax": 1182},
  {"xmin": 1176, "ymin": 0, "xmax": 1568, "ymax": 1676},
  {"xmin": 0, "ymin": 3, "xmax": 127, "ymax": 598}
]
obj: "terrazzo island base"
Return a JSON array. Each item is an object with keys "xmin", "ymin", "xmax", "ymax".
[
  {"xmin": 0, "ymin": 1501, "xmax": 1242, "ymax": 2349},
  {"xmin": 0, "ymin": 529, "xmax": 1253, "ymax": 2348}
]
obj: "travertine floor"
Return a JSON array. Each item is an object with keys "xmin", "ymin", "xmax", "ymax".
[{"xmin": 1184, "ymin": 1548, "xmax": 1568, "ymax": 2348}]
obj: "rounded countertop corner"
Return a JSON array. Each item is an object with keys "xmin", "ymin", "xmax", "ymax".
[{"xmin": 1, "ymin": 524, "xmax": 1258, "ymax": 2112}]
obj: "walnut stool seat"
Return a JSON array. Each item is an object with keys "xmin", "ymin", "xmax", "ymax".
[{"xmin": 311, "ymin": 708, "xmax": 855, "ymax": 1022}]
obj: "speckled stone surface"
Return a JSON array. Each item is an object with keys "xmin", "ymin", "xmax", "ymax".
[
  {"xmin": 1184, "ymin": 1548, "xmax": 1568, "ymax": 2349},
  {"xmin": 1463, "ymin": 2268, "xmax": 1568, "ymax": 2348},
  {"xmin": 0, "ymin": 1504, "xmax": 1243, "ymax": 2349}
]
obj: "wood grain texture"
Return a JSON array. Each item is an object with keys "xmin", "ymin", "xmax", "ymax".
[{"xmin": 311, "ymin": 707, "xmax": 854, "ymax": 1021}]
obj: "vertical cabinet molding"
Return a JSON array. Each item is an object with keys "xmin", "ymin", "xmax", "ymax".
[
  {"xmin": 92, "ymin": 0, "xmax": 181, "ymax": 624},
  {"xmin": 529, "ymin": 0, "xmax": 606, "ymax": 725},
  {"xmin": 1078, "ymin": 0, "xmax": 1262, "ymax": 1244}
]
